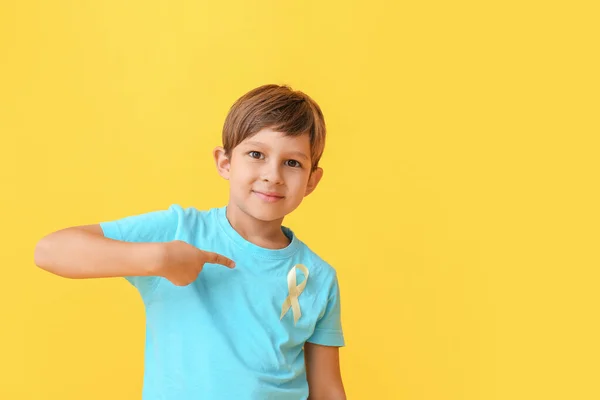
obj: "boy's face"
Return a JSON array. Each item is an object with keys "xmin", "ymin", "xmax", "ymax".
[{"xmin": 214, "ymin": 127, "xmax": 323, "ymax": 223}]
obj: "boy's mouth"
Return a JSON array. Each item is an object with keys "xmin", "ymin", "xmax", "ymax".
[{"xmin": 252, "ymin": 190, "xmax": 285, "ymax": 202}]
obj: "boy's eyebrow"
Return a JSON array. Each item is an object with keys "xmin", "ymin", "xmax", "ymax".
[
  {"xmin": 243, "ymin": 141, "xmax": 268, "ymax": 148},
  {"xmin": 243, "ymin": 141, "xmax": 309, "ymax": 160}
]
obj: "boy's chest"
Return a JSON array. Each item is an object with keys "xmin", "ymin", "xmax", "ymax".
[
  {"xmin": 198, "ymin": 262, "xmax": 320, "ymax": 331},
  {"xmin": 149, "ymin": 260, "xmax": 323, "ymax": 370}
]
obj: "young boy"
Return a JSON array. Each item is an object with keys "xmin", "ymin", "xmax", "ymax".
[{"xmin": 34, "ymin": 84, "xmax": 346, "ymax": 399}]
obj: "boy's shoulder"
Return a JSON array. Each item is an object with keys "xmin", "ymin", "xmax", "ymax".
[
  {"xmin": 287, "ymin": 231, "xmax": 340, "ymax": 284},
  {"xmin": 296, "ymin": 239, "xmax": 335, "ymax": 268},
  {"xmin": 162, "ymin": 203, "xmax": 222, "ymax": 224}
]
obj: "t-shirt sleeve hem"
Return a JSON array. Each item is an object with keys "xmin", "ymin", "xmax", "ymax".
[
  {"xmin": 99, "ymin": 221, "xmax": 161, "ymax": 297},
  {"xmin": 306, "ymin": 329, "xmax": 345, "ymax": 347},
  {"xmin": 99, "ymin": 221, "xmax": 122, "ymax": 241}
]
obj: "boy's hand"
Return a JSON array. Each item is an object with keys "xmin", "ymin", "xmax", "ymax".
[{"xmin": 159, "ymin": 240, "xmax": 236, "ymax": 286}]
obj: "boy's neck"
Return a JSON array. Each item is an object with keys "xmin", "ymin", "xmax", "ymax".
[{"xmin": 225, "ymin": 203, "xmax": 291, "ymax": 250}]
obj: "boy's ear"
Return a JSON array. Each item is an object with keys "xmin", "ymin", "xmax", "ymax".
[
  {"xmin": 213, "ymin": 146, "xmax": 231, "ymax": 180},
  {"xmin": 304, "ymin": 167, "xmax": 323, "ymax": 197}
]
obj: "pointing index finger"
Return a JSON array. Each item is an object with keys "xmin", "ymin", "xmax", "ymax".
[{"xmin": 205, "ymin": 251, "xmax": 236, "ymax": 269}]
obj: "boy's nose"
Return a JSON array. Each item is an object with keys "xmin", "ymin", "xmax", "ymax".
[{"xmin": 260, "ymin": 163, "xmax": 284, "ymax": 184}]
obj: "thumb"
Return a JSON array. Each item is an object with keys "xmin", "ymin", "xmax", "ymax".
[{"xmin": 203, "ymin": 251, "xmax": 236, "ymax": 269}]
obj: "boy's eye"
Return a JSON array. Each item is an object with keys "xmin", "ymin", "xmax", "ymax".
[
  {"xmin": 285, "ymin": 160, "xmax": 302, "ymax": 168},
  {"xmin": 248, "ymin": 151, "xmax": 263, "ymax": 159}
]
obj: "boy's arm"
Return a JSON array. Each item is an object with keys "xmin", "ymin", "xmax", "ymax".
[
  {"xmin": 305, "ymin": 342, "xmax": 346, "ymax": 400},
  {"xmin": 34, "ymin": 224, "xmax": 165, "ymax": 279}
]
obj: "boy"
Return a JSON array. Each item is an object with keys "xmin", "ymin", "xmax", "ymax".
[{"xmin": 34, "ymin": 84, "xmax": 346, "ymax": 400}]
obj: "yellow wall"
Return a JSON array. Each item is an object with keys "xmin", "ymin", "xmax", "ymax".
[{"xmin": 1, "ymin": 1, "xmax": 598, "ymax": 399}]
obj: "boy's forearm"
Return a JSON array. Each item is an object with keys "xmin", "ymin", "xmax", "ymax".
[{"xmin": 34, "ymin": 228, "xmax": 165, "ymax": 279}]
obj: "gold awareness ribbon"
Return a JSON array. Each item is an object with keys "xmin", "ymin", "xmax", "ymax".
[{"xmin": 280, "ymin": 264, "xmax": 309, "ymax": 325}]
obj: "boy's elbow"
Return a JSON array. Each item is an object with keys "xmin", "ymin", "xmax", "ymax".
[
  {"xmin": 34, "ymin": 235, "xmax": 69, "ymax": 277},
  {"xmin": 333, "ymin": 392, "xmax": 347, "ymax": 400},
  {"xmin": 308, "ymin": 394, "xmax": 346, "ymax": 400},
  {"xmin": 308, "ymin": 388, "xmax": 347, "ymax": 400},
  {"xmin": 34, "ymin": 237, "xmax": 50, "ymax": 269}
]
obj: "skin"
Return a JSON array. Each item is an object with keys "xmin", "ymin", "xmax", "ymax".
[
  {"xmin": 213, "ymin": 127, "xmax": 322, "ymax": 249},
  {"xmin": 213, "ymin": 127, "xmax": 346, "ymax": 399}
]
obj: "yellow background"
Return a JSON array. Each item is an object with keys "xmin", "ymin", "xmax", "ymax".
[{"xmin": 1, "ymin": 1, "xmax": 598, "ymax": 399}]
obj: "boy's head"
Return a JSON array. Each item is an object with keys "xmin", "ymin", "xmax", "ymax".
[{"xmin": 214, "ymin": 84, "xmax": 327, "ymax": 223}]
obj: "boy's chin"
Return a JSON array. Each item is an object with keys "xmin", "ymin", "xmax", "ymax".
[
  {"xmin": 242, "ymin": 200, "xmax": 297, "ymax": 222},
  {"xmin": 246, "ymin": 206, "xmax": 287, "ymax": 222}
]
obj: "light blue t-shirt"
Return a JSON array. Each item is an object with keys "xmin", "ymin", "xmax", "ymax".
[{"xmin": 99, "ymin": 204, "xmax": 344, "ymax": 400}]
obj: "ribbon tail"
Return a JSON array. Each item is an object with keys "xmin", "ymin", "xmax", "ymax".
[
  {"xmin": 280, "ymin": 296, "xmax": 291, "ymax": 320},
  {"xmin": 292, "ymin": 303, "xmax": 301, "ymax": 325}
]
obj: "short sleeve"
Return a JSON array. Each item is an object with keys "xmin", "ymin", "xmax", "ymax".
[
  {"xmin": 307, "ymin": 272, "xmax": 345, "ymax": 347},
  {"xmin": 99, "ymin": 204, "xmax": 183, "ymax": 297}
]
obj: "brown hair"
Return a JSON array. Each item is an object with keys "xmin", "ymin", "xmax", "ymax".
[{"xmin": 222, "ymin": 84, "xmax": 326, "ymax": 171}]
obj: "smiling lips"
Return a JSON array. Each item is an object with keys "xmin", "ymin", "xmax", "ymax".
[{"xmin": 253, "ymin": 190, "xmax": 284, "ymax": 203}]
